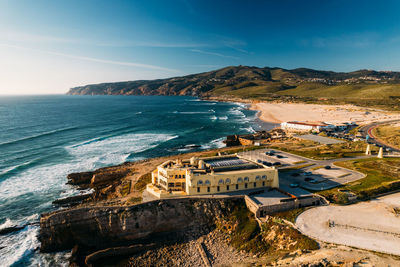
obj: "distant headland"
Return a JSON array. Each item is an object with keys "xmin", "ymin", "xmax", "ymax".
[{"xmin": 67, "ymin": 65, "xmax": 400, "ymax": 110}]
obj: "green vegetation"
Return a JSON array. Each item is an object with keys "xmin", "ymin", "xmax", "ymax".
[
  {"xmin": 119, "ymin": 181, "xmax": 131, "ymax": 196},
  {"xmin": 373, "ymin": 125, "xmax": 400, "ymax": 149},
  {"xmin": 272, "ymin": 208, "xmax": 306, "ymax": 223},
  {"xmin": 69, "ymin": 65, "xmax": 400, "ymax": 110},
  {"xmin": 134, "ymin": 172, "xmax": 152, "ymax": 192},
  {"xmin": 218, "ymin": 203, "xmax": 318, "ymax": 259},
  {"xmin": 269, "ymin": 140, "xmax": 378, "ymax": 160},
  {"xmin": 320, "ymin": 157, "xmax": 400, "ymax": 203}
]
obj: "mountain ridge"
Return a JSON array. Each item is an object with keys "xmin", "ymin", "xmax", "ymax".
[{"xmin": 67, "ymin": 66, "xmax": 400, "ymax": 106}]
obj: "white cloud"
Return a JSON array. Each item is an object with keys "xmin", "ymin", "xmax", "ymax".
[{"xmin": 189, "ymin": 49, "xmax": 239, "ymax": 59}]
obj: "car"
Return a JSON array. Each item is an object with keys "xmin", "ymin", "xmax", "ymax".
[
  {"xmin": 303, "ymin": 171, "xmax": 312, "ymax": 176},
  {"xmin": 291, "ymin": 173, "xmax": 300, "ymax": 177},
  {"xmin": 276, "ymin": 155, "xmax": 284, "ymax": 159},
  {"xmin": 304, "ymin": 177, "xmax": 313, "ymax": 182},
  {"xmin": 272, "ymin": 162, "xmax": 281, "ymax": 166},
  {"xmin": 263, "ymin": 161, "xmax": 272, "ymax": 166},
  {"xmin": 290, "ymin": 183, "xmax": 299, "ymax": 188},
  {"xmin": 309, "ymin": 179, "xmax": 319, "ymax": 184},
  {"xmin": 324, "ymin": 165, "xmax": 331, "ymax": 169},
  {"xmin": 257, "ymin": 159, "xmax": 262, "ymax": 163}
]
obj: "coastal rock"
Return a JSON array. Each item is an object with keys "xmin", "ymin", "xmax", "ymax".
[
  {"xmin": 39, "ymin": 196, "xmax": 244, "ymax": 253},
  {"xmin": 67, "ymin": 172, "xmax": 94, "ymax": 186},
  {"xmin": 52, "ymin": 193, "xmax": 93, "ymax": 207},
  {"xmin": 90, "ymin": 170, "xmax": 129, "ymax": 186}
]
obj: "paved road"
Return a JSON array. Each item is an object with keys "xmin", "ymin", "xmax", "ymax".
[{"xmin": 359, "ymin": 119, "xmax": 400, "ymax": 152}]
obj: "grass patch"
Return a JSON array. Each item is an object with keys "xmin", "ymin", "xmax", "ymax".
[
  {"xmin": 134, "ymin": 172, "xmax": 152, "ymax": 192},
  {"xmin": 120, "ymin": 181, "xmax": 131, "ymax": 196},
  {"xmin": 270, "ymin": 141, "xmax": 378, "ymax": 160},
  {"xmin": 319, "ymin": 157, "xmax": 400, "ymax": 203},
  {"xmin": 272, "ymin": 208, "xmax": 306, "ymax": 223},
  {"xmin": 218, "ymin": 203, "xmax": 318, "ymax": 259},
  {"xmin": 280, "ymin": 163, "xmax": 314, "ymax": 171},
  {"xmin": 311, "ymin": 165, "xmax": 324, "ymax": 171},
  {"xmin": 372, "ymin": 125, "xmax": 400, "ymax": 149}
]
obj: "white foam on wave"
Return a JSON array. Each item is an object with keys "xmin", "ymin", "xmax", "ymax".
[
  {"xmin": 0, "ymin": 132, "xmax": 177, "ymax": 266},
  {"xmin": 218, "ymin": 116, "xmax": 228, "ymax": 120},
  {"xmin": 171, "ymin": 111, "xmax": 214, "ymax": 114},
  {"xmin": 201, "ymin": 137, "xmax": 226, "ymax": 150},
  {"xmin": 0, "ymin": 226, "xmax": 40, "ymax": 267},
  {"xmin": 210, "ymin": 115, "xmax": 217, "ymax": 120},
  {"xmin": 240, "ymin": 126, "xmax": 256, "ymax": 133},
  {"xmin": 228, "ymin": 107, "xmax": 246, "ymax": 118}
]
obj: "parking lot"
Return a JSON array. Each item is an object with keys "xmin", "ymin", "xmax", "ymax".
[
  {"xmin": 239, "ymin": 148, "xmax": 365, "ymax": 191},
  {"xmin": 239, "ymin": 149, "xmax": 309, "ymax": 168}
]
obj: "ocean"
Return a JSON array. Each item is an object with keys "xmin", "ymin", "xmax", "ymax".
[{"xmin": 0, "ymin": 95, "xmax": 273, "ymax": 266}]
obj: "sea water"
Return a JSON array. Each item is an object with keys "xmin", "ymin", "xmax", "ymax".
[{"xmin": 0, "ymin": 95, "xmax": 273, "ymax": 266}]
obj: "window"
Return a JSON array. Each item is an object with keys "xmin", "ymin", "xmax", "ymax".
[
  {"xmin": 255, "ymin": 176, "xmax": 261, "ymax": 181},
  {"xmin": 205, "ymin": 180, "xmax": 211, "ymax": 185},
  {"xmin": 218, "ymin": 179, "xmax": 224, "ymax": 185},
  {"xmin": 197, "ymin": 187, "xmax": 200, "ymax": 193},
  {"xmin": 226, "ymin": 185, "xmax": 229, "ymax": 191},
  {"xmin": 217, "ymin": 186, "xmax": 220, "ymax": 192},
  {"xmin": 236, "ymin": 184, "xmax": 239, "ymax": 190},
  {"xmin": 207, "ymin": 187, "xmax": 210, "ymax": 192},
  {"xmin": 183, "ymin": 175, "xmax": 185, "ymax": 178},
  {"xmin": 225, "ymin": 178, "xmax": 231, "ymax": 184},
  {"xmin": 197, "ymin": 180, "xmax": 203, "ymax": 186},
  {"xmin": 178, "ymin": 175, "xmax": 181, "ymax": 178},
  {"xmin": 244, "ymin": 177, "xmax": 249, "ymax": 182},
  {"xmin": 237, "ymin": 177, "xmax": 243, "ymax": 183},
  {"xmin": 262, "ymin": 175, "xmax": 267, "ymax": 180},
  {"xmin": 245, "ymin": 183, "xmax": 248, "ymax": 189},
  {"xmin": 262, "ymin": 181, "xmax": 265, "ymax": 186},
  {"xmin": 254, "ymin": 182, "xmax": 257, "ymax": 187},
  {"xmin": 175, "ymin": 175, "xmax": 178, "ymax": 178},
  {"xmin": 168, "ymin": 183, "xmax": 174, "ymax": 187}
]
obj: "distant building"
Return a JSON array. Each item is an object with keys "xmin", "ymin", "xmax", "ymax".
[
  {"xmin": 146, "ymin": 155, "xmax": 279, "ymax": 198},
  {"xmin": 281, "ymin": 121, "xmax": 335, "ymax": 132}
]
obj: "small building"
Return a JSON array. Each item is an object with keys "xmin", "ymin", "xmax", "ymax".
[
  {"xmin": 146, "ymin": 154, "xmax": 279, "ymax": 198},
  {"xmin": 281, "ymin": 121, "xmax": 335, "ymax": 132}
]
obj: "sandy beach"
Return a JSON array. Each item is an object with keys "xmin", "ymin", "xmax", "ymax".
[{"xmin": 252, "ymin": 102, "xmax": 400, "ymax": 125}]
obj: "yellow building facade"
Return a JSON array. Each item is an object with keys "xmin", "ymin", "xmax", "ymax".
[{"xmin": 147, "ymin": 154, "xmax": 279, "ymax": 198}]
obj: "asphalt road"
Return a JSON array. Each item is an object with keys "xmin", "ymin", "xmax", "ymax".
[{"xmin": 359, "ymin": 119, "xmax": 400, "ymax": 152}]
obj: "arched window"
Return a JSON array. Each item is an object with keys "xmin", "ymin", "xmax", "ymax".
[
  {"xmin": 218, "ymin": 179, "xmax": 224, "ymax": 185},
  {"xmin": 205, "ymin": 180, "xmax": 211, "ymax": 185},
  {"xmin": 225, "ymin": 178, "xmax": 231, "ymax": 184},
  {"xmin": 237, "ymin": 177, "xmax": 243, "ymax": 183},
  {"xmin": 197, "ymin": 180, "xmax": 203, "ymax": 186},
  {"xmin": 262, "ymin": 175, "xmax": 267, "ymax": 180},
  {"xmin": 255, "ymin": 176, "xmax": 261, "ymax": 181},
  {"xmin": 244, "ymin": 177, "xmax": 249, "ymax": 182}
]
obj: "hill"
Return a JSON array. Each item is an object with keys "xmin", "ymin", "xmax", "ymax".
[{"xmin": 67, "ymin": 66, "xmax": 400, "ymax": 109}]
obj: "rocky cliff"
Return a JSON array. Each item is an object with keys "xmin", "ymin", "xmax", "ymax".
[{"xmin": 40, "ymin": 196, "xmax": 245, "ymax": 254}]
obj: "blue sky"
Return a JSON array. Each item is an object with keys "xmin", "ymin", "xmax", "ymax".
[{"xmin": 1, "ymin": 0, "xmax": 400, "ymax": 94}]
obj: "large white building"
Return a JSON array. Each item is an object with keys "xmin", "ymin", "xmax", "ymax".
[{"xmin": 281, "ymin": 121, "xmax": 335, "ymax": 132}]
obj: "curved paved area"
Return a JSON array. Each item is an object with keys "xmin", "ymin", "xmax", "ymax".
[{"xmin": 296, "ymin": 192, "xmax": 400, "ymax": 256}]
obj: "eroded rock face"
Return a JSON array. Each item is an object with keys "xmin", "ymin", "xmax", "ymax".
[
  {"xmin": 67, "ymin": 172, "xmax": 94, "ymax": 186},
  {"xmin": 39, "ymin": 197, "xmax": 244, "ymax": 253}
]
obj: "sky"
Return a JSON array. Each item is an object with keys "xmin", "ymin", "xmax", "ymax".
[{"xmin": 1, "ymin": 0, "xmax": 400, "ymax": 94}]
